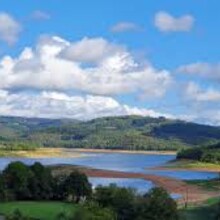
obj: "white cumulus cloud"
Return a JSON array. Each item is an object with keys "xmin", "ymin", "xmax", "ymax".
[
  {"xmin": 0, "ymin": 12, "xmax": 22, "ymax": 45},
  {"xmin": 185, "ymin": 82, "xmax": 220, "ymax": 102},
  {"xmin": 110, "ymin": 22, "xmax": 141, "ymax": 33},
  {"xmin": 178, "ymin": 62, "xmax": 220, "ymax": 82},
  {"xmin": 0, "ymin": 35, "xmax": 172, "ymax": 99},
  {"xmin": 154, "ymin": 11, "xmax": 194, "ymax": 32},
  {"xmin": 59, "ymin": 37, "xmax": 124, "ymax": 63},
  {"xmin": 0, "ymin": 90, "xmax": 171, "ymax": 120}
]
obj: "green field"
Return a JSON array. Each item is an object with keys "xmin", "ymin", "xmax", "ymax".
[
  {"xmin": 179, "ymin": 198, "xmax": 220, "ymax": 220},
  {"xmin": 0, "ymin": 201, "xmax": 76, "ymax": 220},
  {"xmin": 0, "ymin": 199, "xmax": 219, "ymax": 220}
]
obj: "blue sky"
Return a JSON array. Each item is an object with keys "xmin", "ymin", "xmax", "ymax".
[{"xmin": 0, "ymin": 0, "xmax": 219, "ymax": 125}]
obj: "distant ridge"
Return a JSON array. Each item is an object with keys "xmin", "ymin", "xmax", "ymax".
[{"xmin": 0, "ymin": 115, "xmax": 219, "ymax": 151}]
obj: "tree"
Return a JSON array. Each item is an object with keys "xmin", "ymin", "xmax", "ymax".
[
  {"xmin": 3, "ymin": 162, "xmax": 33, "ymax": 200},
  {"xmin": 0, "ymin": 174, "xmax": 7, "ymax": 201},
  {"xmin": 62, "ymin": 171, "xmax": 92, "ymax": 202},
  {"xmin": 29, "ymin": 162, "xmax": 54, "ymax": 200},
  {"xmin": 137, "ymin": 187, "xmax": 178, "ymax": 220},
  {"xmin": 94, "ymin": 184, "xmax": 136, "ymax": 220}
]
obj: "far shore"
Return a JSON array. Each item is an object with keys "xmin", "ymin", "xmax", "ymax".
[
  {"xmin": 0, "ymin": 147, "xmax": 177, "ymax": 158},
  {"xmin": 0, "ymin": 148, "xmax": 84, "ymax": 158},
  {"xmin": 67, "ymin": 148, "xmax": 177, "ymax": 155},
  {"xmin": 150, "ymin": 160, "xmax": 220, "ymax": 173}
]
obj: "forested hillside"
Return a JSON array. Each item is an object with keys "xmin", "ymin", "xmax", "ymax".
[
  {"xmin": 0, "ymin": 115, "xmax": 220, "ymax": 151},
  {"xmin": 177, "ymin": 142, "xmax": 220, "ymax": 163}
]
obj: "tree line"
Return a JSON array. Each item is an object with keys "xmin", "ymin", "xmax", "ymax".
[
  {"xmin": 177, "ymin": 142, "xmax": 220, "ymax": 164},
  {"xmin": 0, "ymin": 161, "xmax": 92, "ymax": 202}
]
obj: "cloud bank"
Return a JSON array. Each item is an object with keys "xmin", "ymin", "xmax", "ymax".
[
  {"xmin": 0, "ymin": 34, "xmax": 219, "ymax": 125},
  {"xmin": 0, "ymin": 36, "xmax": 172, "ymax": 98},
  {"xmin": 0, "ymin": 90, "xmax": 171, "ymax": 120}
]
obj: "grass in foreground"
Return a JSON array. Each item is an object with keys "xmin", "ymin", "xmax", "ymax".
[
  {"xmin": 0, "ymin": 201, "xmax": 76, "ymax": 220},
  {"xmin": 179, "ymin": 197, "xmax": 220, "ymax": 220},
  {"xmin": 0, "ymin": 198, "xmax": 219, "ymax": 220}
]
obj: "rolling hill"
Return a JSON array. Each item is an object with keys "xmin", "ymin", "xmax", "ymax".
[{"xmin": 0, "ymin": 115, "xmax": 220, "ymax": 151}]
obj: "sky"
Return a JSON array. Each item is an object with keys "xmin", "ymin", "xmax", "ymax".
[{"xmin": 0, "ymin": 0, "xmax": 220, "ymax": 125}]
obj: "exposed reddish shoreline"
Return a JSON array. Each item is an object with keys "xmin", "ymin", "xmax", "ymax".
[
  {"xmin": 51, "ymin": 165, "xmax": 219, "ymax": 205},
  {"xmin": 150, "ymin": 166, "xmax": 220, "ymax": 173}
]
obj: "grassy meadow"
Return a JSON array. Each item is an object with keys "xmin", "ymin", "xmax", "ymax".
[{"xmin": 0, "ymin": 202, "xmax": 76, "ymax": 220}]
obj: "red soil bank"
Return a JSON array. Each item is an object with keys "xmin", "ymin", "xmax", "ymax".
[{"xmin": 52, "ymin": 165, "xmax": 220, "ymax": 205}]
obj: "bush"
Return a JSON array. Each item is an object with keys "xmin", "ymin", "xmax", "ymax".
[
  {"xmin": 6, "ymin": 209, "xmax": 31, "ymax": 220},
  {"xmin": 71, "ymin": 203, "xmax": 115, "ymax": 220},
  {"xmin": 94, "ymin": 185, "xmax": 179, "ymax": 220},
  {"xmin": 139, "ymin": 187, "xmax": 178, "ymax": 220}
]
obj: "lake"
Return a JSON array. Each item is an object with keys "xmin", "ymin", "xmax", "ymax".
[{"xmin": 0, "ymin": 152, "xmax": 218, "ymax": 194}]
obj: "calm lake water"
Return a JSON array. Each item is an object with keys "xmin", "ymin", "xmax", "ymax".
[{"xmin": 0, "ymin": 152, "xmax": 218, "ymax": 194}]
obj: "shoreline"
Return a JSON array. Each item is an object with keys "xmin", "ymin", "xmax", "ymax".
[
  {"xmin": 0, "ymin": 147, "xmax": 177, "ymax": 158},
  {"xmin": 50, "ymin": 164, "xmax": 220, "ymax": 205},
  {"xmin": 67, "ymin": 148, "xmax": 177, "ymax": 155},
  {"xmin": 0, "ymin": 148, "xmax": 84, "ymax": 158},
  {"xmin": 151, "ymin": 166, "xmax": 220, "ymax": 173},
  {"xmin": 150, "ymin": 160, "xmax": 220, "ymax": 173}
]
